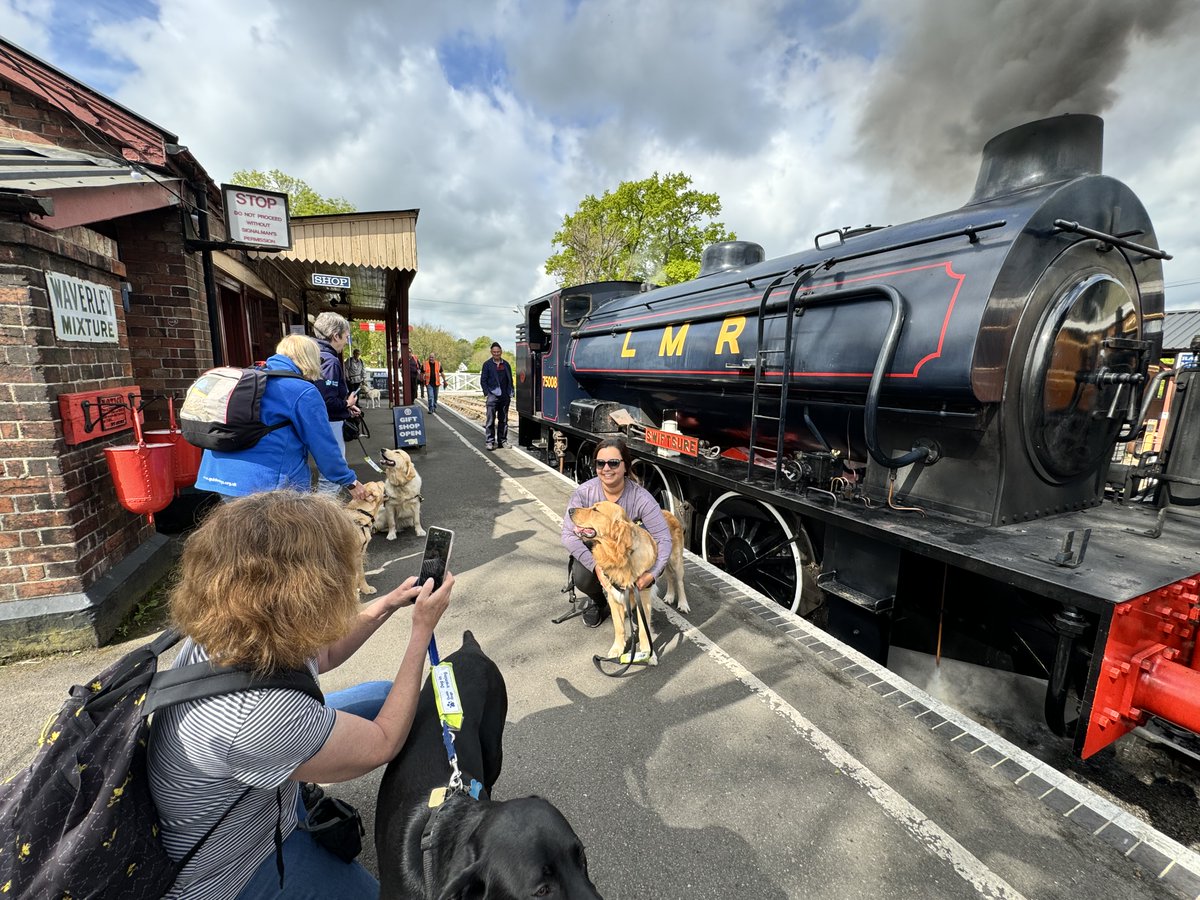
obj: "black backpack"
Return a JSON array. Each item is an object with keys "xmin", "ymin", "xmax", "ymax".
[
  {"xmin": 0, "ymin": 629, "xmax": 323, "ymax": 900},
  {"xmin": 179, "ymin": 366, "xmax": 307, "ymax": 452}
]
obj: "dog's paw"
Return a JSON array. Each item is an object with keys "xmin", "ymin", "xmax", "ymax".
[
  {"xmin": 360, "ymin": 585, "xmax": 377, "ymax": 595},
  {"xmin": 414, "ymin": 526, "xmax": 426, "ymax": 536},
  {"xmin": 606, "ymin": 642, "xmax": 624, "ymax": 659},
  {"xmin": 676, "ymin": 598, "xmax": 691, "ymax": 613},
  {"xmin": 386, "ymin": 532, "xmax": 397, "ymax": 541}
]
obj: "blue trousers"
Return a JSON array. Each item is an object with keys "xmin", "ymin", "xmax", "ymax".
[
  {"xmin": 426, "ymin": 382, "xmax": 439, "ymax": 412},
  {"xmin": 236, "ymin": 681, "xmax": 392, "ymax": 899}
]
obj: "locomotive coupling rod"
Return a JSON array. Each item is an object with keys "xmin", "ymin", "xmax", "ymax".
[{"xmin": 1053, "ymin": 219, "xmax": 1173, "ymax": 260}]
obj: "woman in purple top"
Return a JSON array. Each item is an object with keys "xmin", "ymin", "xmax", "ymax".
[{"xmin": 560, "ymin": 437, "xmax": 672, "ymax": 627}]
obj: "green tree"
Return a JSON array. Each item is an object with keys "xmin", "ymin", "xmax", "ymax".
[
  {"xmin": 545, "ymin": 172, "xmax": 734, "ymax": 286},
  {"xmin": 227, "ymin": 168, "xmax": 356, "ymax": 216}
]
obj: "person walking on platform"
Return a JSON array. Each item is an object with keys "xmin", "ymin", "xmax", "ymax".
[
  {"xmin": 560, "ymin": 437, "xmax": 672, "ymax": 627},
  {"xmin": 408, "ymin": 350, "xmax": 424, "ymax": 400},
  {"xmin": 345, "ymin": 347, "xmax": 366, "ymax": 395},
  {"xmin": 480, "ymin": 341, "xmax": 513, "ymax": 451},
  {"xmin": 313, "ymin": 312, "xmax": 361, "ymax": 496},
  {"xmin": 424, "ymin": 353, "xmax": 446, "ymax": 413}
]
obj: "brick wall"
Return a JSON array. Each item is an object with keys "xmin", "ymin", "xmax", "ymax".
[
  {"xmin": 0, "ymin": 222, "xmax": 152, "ymax": 649},
  {"xmin": 116, "ymin": 208, "xmax": 213, "ymax": 430}
]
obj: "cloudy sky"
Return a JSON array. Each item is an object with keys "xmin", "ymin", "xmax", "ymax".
[{"xmin": 3, "ymin": 0, "xmax": 1199, "ymax": 341}]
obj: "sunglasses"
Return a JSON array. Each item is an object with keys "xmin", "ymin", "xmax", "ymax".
[{"xmin": 595, "ymin": 459, "xmax": 623, "ymax": 470}]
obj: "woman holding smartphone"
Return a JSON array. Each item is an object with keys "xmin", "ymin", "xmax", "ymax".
[{"xmin": 148, "ymin": 490, "xmax": 452, "ymax": 899}]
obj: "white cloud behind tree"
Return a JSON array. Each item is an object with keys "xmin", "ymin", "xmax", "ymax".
[{"xmin": 3, "ymin": 0, "xmax": 1199, "ymax": 339}]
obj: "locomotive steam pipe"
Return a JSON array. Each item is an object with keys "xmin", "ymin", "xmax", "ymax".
[{"xmin": 798, "ymin": 284, "xmax": 933, "ymax": 470}]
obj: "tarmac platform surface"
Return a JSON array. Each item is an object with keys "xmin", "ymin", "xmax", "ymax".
[{"xmin": 2, "ymin": 398, "xmax": 1199, "ymax": 899}]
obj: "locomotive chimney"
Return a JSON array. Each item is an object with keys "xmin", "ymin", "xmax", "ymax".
[{"xmin": 967, "ymin": 114, "xmax": 1103, "ymax": 205}]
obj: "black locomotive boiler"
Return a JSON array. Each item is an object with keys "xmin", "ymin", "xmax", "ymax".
[{"xmin": 515, "ymin": 115, "xmax": 1200, "ymax": 759}]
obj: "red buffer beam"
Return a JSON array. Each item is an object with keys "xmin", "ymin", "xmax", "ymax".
[{"xmin": 1081, "ymin": 576, "xmax": 1200, "ymax": 758}]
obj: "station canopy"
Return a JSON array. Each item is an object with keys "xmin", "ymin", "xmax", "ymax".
[{"xmin": 251, "ymin": 209, "xmax": 418, "ymax": 319}]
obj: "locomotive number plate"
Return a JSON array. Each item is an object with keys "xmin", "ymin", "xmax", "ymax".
[{"xmin": 645, "ymin": 426, "xmax": 699, "ymax": 457}]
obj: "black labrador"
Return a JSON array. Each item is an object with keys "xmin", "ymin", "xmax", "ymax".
[{"xmin": 376, "ymin": 631, "xmax": 602, "ymax": 899}]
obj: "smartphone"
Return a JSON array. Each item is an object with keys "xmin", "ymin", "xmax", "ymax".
[{"xmin": 418, "ymin": 526, "xmax": 454, "ymax": 590}]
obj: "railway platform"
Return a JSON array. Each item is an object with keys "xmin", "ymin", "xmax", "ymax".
[{"xmin": 2, "ymin": 399, "xmax": 1199, "ymax": 899}]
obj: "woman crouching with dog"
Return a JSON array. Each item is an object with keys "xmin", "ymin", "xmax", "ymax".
[
  {"xmin": 148, "ymin": 490, "xmax": 451, "ymax": 899},
  {"xmin": 560, "ymin": 436, "xmax": 672, "ymax": 627}
]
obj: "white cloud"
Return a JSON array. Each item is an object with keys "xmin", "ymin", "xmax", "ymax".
[{"xmin": 8, "ymin": 0, "xmax": 1200, "ymax": 341}]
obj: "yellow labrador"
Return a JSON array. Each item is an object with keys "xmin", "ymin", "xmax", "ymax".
[
  {"xmin": 568, "ymin": 500, "xmax": 688, "ymax": 664},
  {"xmin": 344, "ymin": 481, "xmax": 386, "ymax": 595},
  {"xmin": 377, "ymin": 447, "xmax": 425, "ymax": 540}
]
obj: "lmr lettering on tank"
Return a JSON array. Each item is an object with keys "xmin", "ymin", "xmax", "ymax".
[{"xmin": 221, "ymin": 184, "xmax": 292, "ymax": 250}]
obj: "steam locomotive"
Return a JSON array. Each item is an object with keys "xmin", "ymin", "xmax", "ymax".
[{"xmin": 514, "ymin": 115, "xmax": 1200, "ymax": 760}]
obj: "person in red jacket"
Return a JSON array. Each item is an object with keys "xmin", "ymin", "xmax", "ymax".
[{"xmin": 423, "ymin": 354, "xmax": 446, "ymax": 413}]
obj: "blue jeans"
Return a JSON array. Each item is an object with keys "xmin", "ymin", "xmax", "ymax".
[
  {"xmin": 426, "ymin": 382, "xmax": 439, "ymax": 412},
  {"xmin": 235, "ymin": 681, "xmax": 391, "ymax": 899}
]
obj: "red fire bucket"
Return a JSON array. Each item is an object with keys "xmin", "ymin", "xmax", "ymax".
[
  {"xmin": 145, "ymin": 395, "xmax": 201, "ymax": 491},
  {"xmin": 144, "ymin": 431, "xmax": 202, "ymax": 491},
  {"xmin": 102, "ymin": 397, "xmax": 175, "ymax": 525},
  {"xmin": 104, "ymin": 441, "xmax": 175, "ymax": 525}
]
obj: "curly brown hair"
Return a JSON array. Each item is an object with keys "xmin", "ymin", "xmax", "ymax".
[{"xmin": 169, "ymin": 491, "xmax": 361, "ymax": 672}]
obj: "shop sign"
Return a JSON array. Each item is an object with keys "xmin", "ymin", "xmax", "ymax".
[
  {"xmin": 45, "ymin": 270, "xmax": 119, "ymax": 343},
  {"xmin": 221, "ymin": 184, "xmax": 292, "ymax": 250},
  {"xmin": 312, "ymin": 273, "xmax": 351, "ymax": 289}
]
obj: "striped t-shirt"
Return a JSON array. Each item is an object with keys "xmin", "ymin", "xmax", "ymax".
[{"xmin": 146, "ymin": 639, "xmax": 337, "ymax": 900}]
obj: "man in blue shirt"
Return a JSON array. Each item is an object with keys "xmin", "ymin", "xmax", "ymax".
[{"xmin": 480, "ymin": 342, "xmax": 513, "ymax": 450}]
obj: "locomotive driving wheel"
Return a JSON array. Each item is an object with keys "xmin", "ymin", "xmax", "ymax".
[
  {"xmin": 701, "ymin": 492, "xmax": 819, "ymax": 615},
  {"xmin": 635, "ymin": 462, "xmax": 683, "ymax": 515},
  {"xmin": 573, "ymin": 441, "xmax": 597, "ymax": 483}
]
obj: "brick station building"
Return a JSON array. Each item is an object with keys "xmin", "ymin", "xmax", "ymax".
[{"xmin": 0, "ymin": 39, "xmax": 417, "ymax": 658}]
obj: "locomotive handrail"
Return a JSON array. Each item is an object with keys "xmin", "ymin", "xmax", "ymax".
[
  {"xmin": 574, "ymin": 221, "xmax": 1009, "ymax": 330},
  {"xmin": 1053, "ymin": 219, "xmax": 1172, "ymax": 260}
]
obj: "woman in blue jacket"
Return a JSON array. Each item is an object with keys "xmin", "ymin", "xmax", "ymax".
[{"xmin": 196, "ymin": 335, "xmax": 370, "ymax": 501}]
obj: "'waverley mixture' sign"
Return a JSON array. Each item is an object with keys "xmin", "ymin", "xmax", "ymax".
[{"xmin": 45, "ymin": 271, "xmax": 119, "ymax": 343}]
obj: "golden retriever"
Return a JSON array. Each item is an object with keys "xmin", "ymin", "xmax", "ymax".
[
  {"xmin": 568, "ymin": 500, "xmax": 688, "ymax": 664},
  {"xmin": 344, "ymin": 481, "xmax": 386, "ymax": 595},
  {"xmin": 378, "ymin": 447, "xmax": 425, "ymax": 540}
]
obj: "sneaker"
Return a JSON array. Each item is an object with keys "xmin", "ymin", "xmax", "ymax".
[
  {"xmin": 581, "ymin": 600, "xmax": 605, "ymax": 628},
  {"xmin": 485, "ymin": 444, "xmax": 494, "ymax": 451}
]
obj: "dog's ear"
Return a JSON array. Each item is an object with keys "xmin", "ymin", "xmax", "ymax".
[
  {"xmin": 609, "ymin": 511, "xmax": 631, "ymax": 548},
  {"xmin": 435, "ymin": 860, "xmax": 488, "ymax": 900}
]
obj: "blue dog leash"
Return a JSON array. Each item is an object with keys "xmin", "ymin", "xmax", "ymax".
[
  {"xmin": 422, "ymin": 635, "xmax": 484, "ymax": 894},
  {"xmin": 426, "ymin": 635, "xmax": 483, "ymax": 802}
]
